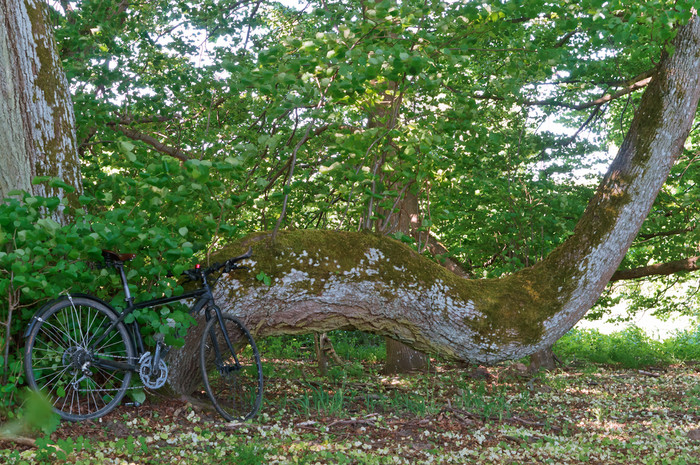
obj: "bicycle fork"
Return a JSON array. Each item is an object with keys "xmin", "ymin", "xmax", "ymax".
[{"xmin": 205, "ymin": 307, "xmax": 242, "ymax": 374}]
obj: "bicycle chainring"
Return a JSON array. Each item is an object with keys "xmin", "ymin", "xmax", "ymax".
[{"xmin": 138, "ymin": 353, "xmax": 169, "ymax": 389}]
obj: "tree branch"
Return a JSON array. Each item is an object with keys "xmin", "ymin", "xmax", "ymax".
[
  {"xmin": 111, "ymin": 124, "xmax": 190, "ymax": 162},
  {"xmin": 638, "ymin": 226, "xmax": 696, "ymax": 242},
  {"xmin": 610, "ymin": 257, "xmax": 699, "ymax": 282},
  {"xmin": 465, "ymin": 69, "xmax": 655, "ymax": 110}
]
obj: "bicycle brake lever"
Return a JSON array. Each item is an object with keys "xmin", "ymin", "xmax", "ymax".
[
  {"xmin": 182, "ymin": 269, "xmax": 199, "ymax": 281},
  {"xmin": 224, "ymin": 263, "xmax": 248, "ymax": 273}
]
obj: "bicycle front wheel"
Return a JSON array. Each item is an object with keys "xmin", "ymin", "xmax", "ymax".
[
  {"xmin": 200, "ymin": 315, "xmax": 263, "ymax": 421},
  {"xmin": 24, "ymin": 296, "xmax": 135, "ymax": 421}
]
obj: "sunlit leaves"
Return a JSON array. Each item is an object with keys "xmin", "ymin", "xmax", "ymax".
[{"xmin": 47, "ymin": 0, "xmax": 700, "ymax": 318}]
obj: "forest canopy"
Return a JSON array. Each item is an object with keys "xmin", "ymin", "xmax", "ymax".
[{"xmin": 52, "ymin": 0, "xmax": 698, "ymax": 316}]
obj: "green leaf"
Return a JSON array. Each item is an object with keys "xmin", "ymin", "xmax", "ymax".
[
  {"xmin": 48, "ymin": 178, "xmax": 77, "ymax": 193},
  {"xmin": 36, "ymin": 218, "xmax": 61, "ymax": 233},
  {"xmin": 256, "ymin": 271, "xmax": 271, "ymax": 286},
  {"xmin": 130, "ymin": 389, "xmax": 146, "ymax": 405}
]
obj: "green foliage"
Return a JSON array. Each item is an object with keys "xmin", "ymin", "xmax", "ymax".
[
  {"xmin": 554, "ymin": 327, "xmax": 680, "ymax": 368},
  {"xmin": 34, "ymin": 436, "xmax": 89, "ymax": 463},
  {"xmin": 328, "ymin": 331, "xmax": 385, "ymax": 363},
  {"xmin": 390, "ymin": 390, "xmax": 440, "ymax": 417},
  {"xmin": 0, "ymin": 389, "xmax": 60, "ymax": 440},
  {"xmin": 0, "ymin": 189, "xmax": 210, "ymax": 415},
  {"xmin": 260, "ymin": 331, "xmax": 385, "ymax": 363},
  {"xmin": 259, "ymin": 334, "xmax": 316, "ymax": 360},
  {"xmin": 6, "ymin": 0, "xmax": 700, "ymax": 418},
  {"xmin": 662, "ymin": 328, "xmax": 700, "ymax": 361},
  {"xmin": 295, "ymin": 384, "xmax": 347, "ymax": 417},
  {"xmin": 227, "ymin": 442, "xmax": 271, "ymax": 465},
  {"xmin": 455, "ymin": 381, "xmax": 512, "ymax": 422},
  {"xmin": 255, "ymin": 271, "xmax": 271, "ymax": 286},
  {"xmin": 45, "ymin": 0, "xmax": 700, "ymax": 319}
]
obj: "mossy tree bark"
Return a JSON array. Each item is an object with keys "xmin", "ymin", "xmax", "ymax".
[
  {"xmin": 166, "ymin": 16, "xmax": 700, "ymax": 395},
  {"xmin": 0, "ymin": 0, "xmax": 81, "ymax": 213}
]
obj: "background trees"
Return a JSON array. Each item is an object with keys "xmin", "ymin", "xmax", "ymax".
[{"xmin": 52, "ymin": 0, "xmax": 697, "ymax": 320}]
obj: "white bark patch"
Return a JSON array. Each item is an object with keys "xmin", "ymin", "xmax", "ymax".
[{"xmin": 365, "ymin": 248, "xmax": 384, "ymax": 264}]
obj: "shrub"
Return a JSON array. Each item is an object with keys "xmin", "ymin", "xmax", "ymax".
[
  {"xmin": 555, "ymin": 326, "xmax": 670, "ymax": 368},
  {"xmin": 0, "ymin": 191, "xmax": 206, "ymax": 417}
]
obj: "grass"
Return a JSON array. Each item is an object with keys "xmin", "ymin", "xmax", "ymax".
[
  {"xmin": 554, "ymin": 325, "xmax": 700, "ymax": 367},
  {"xmin": 3, "ymin": 328, "xmax": 700, "ymax": 464}
]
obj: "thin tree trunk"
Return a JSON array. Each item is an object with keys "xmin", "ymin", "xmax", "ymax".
[
  {"xmin": 381, "ymin": 191, "xmax": 431, "ymax": 373},
  {"xmin": 528, "ymin": 346, "xmax": 557, "ymax": 373}
]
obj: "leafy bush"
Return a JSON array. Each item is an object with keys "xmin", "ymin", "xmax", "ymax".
[
  {"xmin": 662, "ymin": 327, "xmax": 700, "ymax": 361},
  {"xmin": 554, "ymin": 327, "xmax": 669, "ymax": 368},
  {"xmin": 0, "ymin": 186, "xmax": 220, "ymax": 417}
]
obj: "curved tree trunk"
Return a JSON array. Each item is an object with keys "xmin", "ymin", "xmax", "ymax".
[
  {"xmin": 167, "ymin": 16, "xmax": 700, "ymax": 394},
  {"xmin": 0, "ymin": 0, "xmax": 81, "ymax": 210}
]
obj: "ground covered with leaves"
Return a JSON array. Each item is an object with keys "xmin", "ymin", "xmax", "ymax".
[{"xmin": 2, "ymin": 358, "xmax": 699, "ymax": 464}]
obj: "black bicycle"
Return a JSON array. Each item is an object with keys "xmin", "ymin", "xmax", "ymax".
[{"xmin": 23, "ymin": 248, "xmax": 263, "ymax": 422}]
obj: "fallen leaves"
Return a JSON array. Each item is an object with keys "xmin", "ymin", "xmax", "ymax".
[{"xmin": 2, "ymin": 362, "xmax": 699, "ymax": 464}]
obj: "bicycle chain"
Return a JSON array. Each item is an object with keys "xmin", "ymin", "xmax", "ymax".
[{"xmin": 69, "ymin": 351, "xmax": 170, "ymax": 392}]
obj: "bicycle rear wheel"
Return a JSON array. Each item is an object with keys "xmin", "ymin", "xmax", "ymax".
[
  {"xmin": 24, "ymin": 296, "xmax": 135, "ymax": 421},
  {"xmin": 199, "ymin": 315, "xmax": 263, "ymax": 421}
]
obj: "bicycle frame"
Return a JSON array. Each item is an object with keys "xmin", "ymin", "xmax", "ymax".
[{"xmin": 89, "ymin": 260, "xmax": 241, "ymax": 373}]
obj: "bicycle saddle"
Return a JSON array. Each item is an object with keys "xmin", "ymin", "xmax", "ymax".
[{"xmin": 102, "ymin": 249, "xmax": 136, "ymax": 262}]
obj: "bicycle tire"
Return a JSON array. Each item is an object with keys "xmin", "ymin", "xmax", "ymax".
[
  {"xmin": 199, "ymin": 314, "xmax": 263, "ymax": 421},
  {"xmin": 24, "ymin": 296, "xmax": 135, "ymax": 421}
]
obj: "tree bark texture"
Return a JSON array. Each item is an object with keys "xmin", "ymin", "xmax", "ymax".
[
  {"xmin": 167, "ymin": 16, "xmax": 700, "ymax": 394},
  {"xmin": 0, "ymin": 0, "xmax": 81, "ymax": 204},
  {"xmin": 528, "ymin": 347, "xmax": 557, "ymax": 373}
]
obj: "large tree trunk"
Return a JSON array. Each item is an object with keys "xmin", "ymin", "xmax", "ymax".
[
  {"xmin": 380, "ymin": 190, "xmax": 431, "ymax": 373},
  {"xmin": 167, "ymin": 16, "xmax": 700, "ymax": 394},
  {"xmin": 0, "ymin": 0, "xmax": 81, "ymax": 208}
]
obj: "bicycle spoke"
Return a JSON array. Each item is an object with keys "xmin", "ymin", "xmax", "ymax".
[{"xmin": 37, "ymin": 318, "xmax": 75, "ymax": 349}]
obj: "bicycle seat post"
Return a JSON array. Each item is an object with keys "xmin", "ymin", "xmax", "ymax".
[{"xmin": 115, "ymin": 262, "xmax": 134, "ymax": 306}]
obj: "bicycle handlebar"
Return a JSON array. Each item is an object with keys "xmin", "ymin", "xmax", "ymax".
[{"xmin": 182, "ymin": 247, "xmax": 252, "ymax": 282}]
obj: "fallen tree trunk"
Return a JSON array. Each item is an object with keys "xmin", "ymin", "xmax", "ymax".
[{"xmin": 167, "ymin": 15, "xmax": 700, "ymax": 394}]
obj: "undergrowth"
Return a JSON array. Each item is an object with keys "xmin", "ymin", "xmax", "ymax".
[
  {"xmin": 554, "ymin": 325, "xmax": 700, "ymax": 368},
  {"xmin": 261, "ymin": 326, "xmax": 700, "ymax": 370}
]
